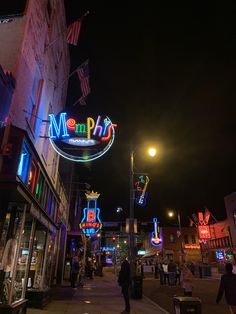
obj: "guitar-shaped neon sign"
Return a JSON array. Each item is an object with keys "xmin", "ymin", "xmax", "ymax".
[
  {"xmin": 80, "ymin": 191, "xmax": 102, "ymax": 235},
  {"xmin": 151, "ymin": 217, "xmax": 162, "ymax": 246},
  {"xmin": 136, "ymin": 175, "xmax": 149, "ymax": 206}
]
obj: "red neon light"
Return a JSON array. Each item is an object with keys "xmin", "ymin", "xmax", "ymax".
[
  {"xmin": 81, "ymin": 222, "xmax": 101, "ymax": 228},
  {"xmin": 101, "ymin": 124, "xmax": 117, "ymax": 142},
  {"xmin": 198, "ymin": 212, "xmax": 204, "ymax": 224},
  {"xmin": 66, "ymin": 118, "xmax": 76, "ymax": 131},
  {"xmin": 198, "ymin": 225, "xmax": 211, "ymax": 239},
  {"xmin": 184, "ymin": 244, "xmax": 200, "ymax": 249},
  {"xmin": 87, "ymin": 210, "xmax": 95, "ymax": 221}
]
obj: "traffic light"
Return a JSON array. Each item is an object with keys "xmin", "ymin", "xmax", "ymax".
[{"xmin": 112, "ymin": 236, "xmax": 116, "ymax": 243}]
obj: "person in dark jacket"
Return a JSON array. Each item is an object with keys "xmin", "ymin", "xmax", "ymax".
[
  {"xmin": 118, "ymin": 254, "xmax": 130, "ymax": 314},
  {"xmin": 71, "ymin": 256, "xmax": 79, "ymax": 288},
  {"xmin": 216, "ymin": 263, "xmax": 236, "ymax": 314}
]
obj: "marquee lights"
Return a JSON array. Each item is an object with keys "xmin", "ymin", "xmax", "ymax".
[{"xmin": 48, "ymin": 112, "xmax": 117, "ymax": 162}]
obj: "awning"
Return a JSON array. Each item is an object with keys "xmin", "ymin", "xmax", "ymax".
[{"xmin": 143, "ymin": 247, "xmax": 162, "ymax": 258}]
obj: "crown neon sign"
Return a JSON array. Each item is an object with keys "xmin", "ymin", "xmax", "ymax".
[{"xmin": 49, "ymin": 112, "xmax": 117, "ymax": 162}]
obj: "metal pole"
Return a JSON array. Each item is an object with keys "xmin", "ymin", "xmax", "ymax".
[
  {"xmin": 129, "ymin": 149, "xmax": 136, "ymax": 277},
  {"xmin": 177, "ymin": 211, "xmax": 184, "ymax": 263}
]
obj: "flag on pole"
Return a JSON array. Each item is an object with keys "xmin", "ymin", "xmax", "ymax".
[
  {"xmin": 204, "ymin": 208, "xmax": 211, "ymax": 225},
  {"xmin": 76, "ymin": 60, "xmax": 90, "ymax": 105},
  {"xmin": 66, "ymin": 20, "xmax": 81, "ymax": 46}
]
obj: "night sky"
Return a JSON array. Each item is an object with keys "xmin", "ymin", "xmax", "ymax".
[
  {"xmin": 3, "ymin": 1, "xmax": 236, "ymax": 225},
  {"xmin": 63, "ymin": 1, "xmax": 236, "ymax": 225}
]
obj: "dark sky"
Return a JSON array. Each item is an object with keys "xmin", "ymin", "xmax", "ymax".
[{"xmin": 64, "ymin": 1, "xmax": 236, "ymax": 225}]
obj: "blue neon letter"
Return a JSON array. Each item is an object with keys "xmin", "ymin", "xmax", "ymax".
[{"xmin": 49, "ymin": 112, "xmax": 69, "ymax": 139}]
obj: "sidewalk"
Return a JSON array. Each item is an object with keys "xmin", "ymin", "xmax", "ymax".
[{"xmin": 27, "ymin": 270, "xmax": 169, "ymax": 314}]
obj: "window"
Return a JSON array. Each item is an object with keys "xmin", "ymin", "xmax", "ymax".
[
  {"xmin": 28, "ymin": 160, "xmax": 38, "ymax": 193},
  {"xmin": 30, "ymin": 79, "xmax": 44, "ymax": 131},
  {"xmin": 184, "ymin": 235, "xmax": 189, "ymax": 244},
  {"xmin": 191, "ymin": 235, "xmax": 196, "ymax": 244},
  {"xmin": 35, "ymin": 172, "xmax": 44, "ymax": 202},
  {"xmin": 170, "ymin": 234, "xmax": 174, "ymax": 243},
  {"xmin": 17, "ymin": 143, "xmax": 31, "ymax": 183}
]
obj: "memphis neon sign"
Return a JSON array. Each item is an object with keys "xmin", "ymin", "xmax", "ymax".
[{"xmin": 49, "ymin": 112, "xmax": 117, "ymax": 162}]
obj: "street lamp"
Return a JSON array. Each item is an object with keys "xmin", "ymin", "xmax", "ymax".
[
  {"xmin": 129, "ymin": 146, "xmax": 157, "ymax": 278},
  {"xmin": 167, "ymin": 209, "xmax": 184, "ymax": 263}
]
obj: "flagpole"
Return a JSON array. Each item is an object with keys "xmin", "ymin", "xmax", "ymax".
[
  {"xmin": 44, "ymin": 11, "xmax": 90, "ymax": 51},
  {"xmin": 60, "ymin": 59, "xmax": 88, "ymax": 88}
]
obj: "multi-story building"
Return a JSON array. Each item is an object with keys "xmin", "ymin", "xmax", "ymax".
[
  {"xmin": 0, "ymin": 1, "xmax": 70, "ymax": 312},
  {"xmin": 142, "ymin": 226, "xmax": 201, "ymax": 264},
  {"xmin": 224, "ymin": 192, "xmax": 236, "ymax": 257}
]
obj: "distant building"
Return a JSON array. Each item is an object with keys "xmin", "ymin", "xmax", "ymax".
[
  {"xmin": 0, "ymin": 0, "xmax": 70, "ymax": 311},
  {"xmin": 224, "ymin": 192, "xmax": 236, "ymax": 256}
]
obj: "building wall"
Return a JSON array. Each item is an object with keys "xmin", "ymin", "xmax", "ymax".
[
  {"xmin": 224, "ymin": 192, "xmax": 236, "ymax": 251},
  {"xmin": 0, "ymin": 0, "xmax": 70, "ymax": 189}
]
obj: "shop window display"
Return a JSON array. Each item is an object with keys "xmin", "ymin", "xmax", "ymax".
[
  {"xmin": 0, "ymin": 206, "xmax": 26, "ymax": 305},
  {"xmin": 28, "ymin": 226, "xmax": 47, "ymax": 291},
  {"xmin": 43, "ymin": 232, "xmax": 55, "ymax": 289}
]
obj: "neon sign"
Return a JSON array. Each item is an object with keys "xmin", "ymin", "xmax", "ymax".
[
  {"xmin": 135, "ymin": 175, "xmax": 149, "ymax": 206},
  {"xmin": 80, "ymin": 191, "xmax": 102, "ymax": 235},
  {"xmin": 49, "ymin": 112, "xmax": 117, "ymax": 162},
  {"xmin": 198, "ymin": 225, "xmax": 211, "ymax": 239},
  {"xmin": 151, "ymin": 217, "xmax": 162, "ymax": 246}
]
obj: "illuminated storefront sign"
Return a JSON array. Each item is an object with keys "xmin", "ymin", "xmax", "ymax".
[
  {"xmin": 101, "ymin": 247, "xmax": 115, "ymax": 252},
  {"xmin": 151, "ymin": 217, "xmax": 162, "ymax": 246},
  {"xmin": 80, "ymin": 191, "xmax": 102, "ymax": 235},
  {"xmin": 198, "ymin": 225, "xmax": 211, "ymax": 239},
  {"xmin": 49, "ymin": 112, "xmax": 117, "ymax": 162},
  {"xmin": 184, "ymin": 244, "xmax": 201, "ymax": 249},
  {"xmin": 216, "ymin": 251, "xmax": 224, "ymax": 260}
]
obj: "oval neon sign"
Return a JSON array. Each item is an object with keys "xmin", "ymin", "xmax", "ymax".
[{"xmin": 49, "ymin": 112, "xmax": 117, "ymax": 162}]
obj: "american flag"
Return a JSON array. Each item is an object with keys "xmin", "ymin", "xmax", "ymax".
[
  {"xmin": 76, "ymin": 60, "xmax": 90, "ymax": 105},
  {"xmin": 66, "ymin": 20, "xmax": 81, "ymax": 46}
]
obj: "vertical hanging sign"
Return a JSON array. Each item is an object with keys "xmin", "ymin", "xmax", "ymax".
[{"xmin": 80, "ymin": 191, "xmax": 102, "ymax": 235}]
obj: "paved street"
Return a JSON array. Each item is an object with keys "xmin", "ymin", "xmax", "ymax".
[
  {"xmin": 143, "ymin": 275, "xmax": 230, "ymax": 314},
  {"xmin": 27, "ymin": 270, "xmax": 167, "ymax": 314}
]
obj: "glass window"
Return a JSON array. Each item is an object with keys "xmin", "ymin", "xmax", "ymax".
[
  {"xmin": 35, "ymin": 172, "xmax": 44, "ymax": 202},
  {"xmin": 0, "ymin": 206, "xmax": 25, "ymax": 305},
  {"xmin": 14, "ymin": 212, "xmax": 34, "ymax": 303},
  {"xmin": 17, "ymin": 143, "xmax": 31, "ymax": 183},
  {"xmin": 47, "ymin": 191, "xmax": 52, "ymax": 215},
  {"xmin": 41, "ymin": 183, "xmax": 49, "ymax": 209},
  {"xmin": 28, "ymin": 160, "xmax": 38, "ymax": 193},
  {"xmin": 184, "ymin": 235, "xmax": 189, "ymax": 244},
  {"xmin": 43, "ymin": 233, "xmax": 55, "ymax": 289},
  {"xmin": 28, "ymin": 225, "xmax": 47, "ymax": 290}
]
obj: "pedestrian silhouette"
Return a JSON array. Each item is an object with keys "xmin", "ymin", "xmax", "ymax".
[
  {"xmin": 216, "ymin": 263, "xmax": 236, "ymax": 314},
  {"xmin": 118, "ymin": 254, "xmax": 130, "ymax": 314}
]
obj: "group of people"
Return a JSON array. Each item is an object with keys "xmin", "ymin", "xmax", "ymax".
[{"xmin": 156, "ymin": 260, "xmax": 194, "ymax": 294}]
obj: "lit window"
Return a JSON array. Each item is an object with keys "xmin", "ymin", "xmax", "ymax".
[
  {"xmin": 35, "ymin": 172, "xmax": 44, "ymax": 201},
  {"xmin": 28, "ymin": 160, "xmax": 38, "ymax": 192},
  {"xmin": 17, "ymin": 143, "xmax": 31, "ymax": 183}
]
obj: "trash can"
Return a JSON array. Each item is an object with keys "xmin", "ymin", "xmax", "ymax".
[
  {"xmin": 173, "ymin": 296, "xmax": 201, "ymax": 314},
  {"xmin": 130, "ymin": 275, "xmax": 143, "ymax": 299}
]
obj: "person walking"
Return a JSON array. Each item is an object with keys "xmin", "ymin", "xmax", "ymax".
[
  {"xmin": 180, "ymin": 263, "xmax": 194, "ymax": 296},
  {"xmin": 216, "ymin": 262, "xmax": 236, "ymax": 314},
  {"xmin": 168, "ymin": 259, "xmax": 177, "ymax": 286},
  {"xmin": 162, "ymin": 261, "xmax": 169, "ymax": 285},
  {"xmin": 71, "ymin": 256, "xmax": 79, "ymax": 288},
  {"xmin": 118, "ymin": 254, "xmax": 131, "ymax": 314}
]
